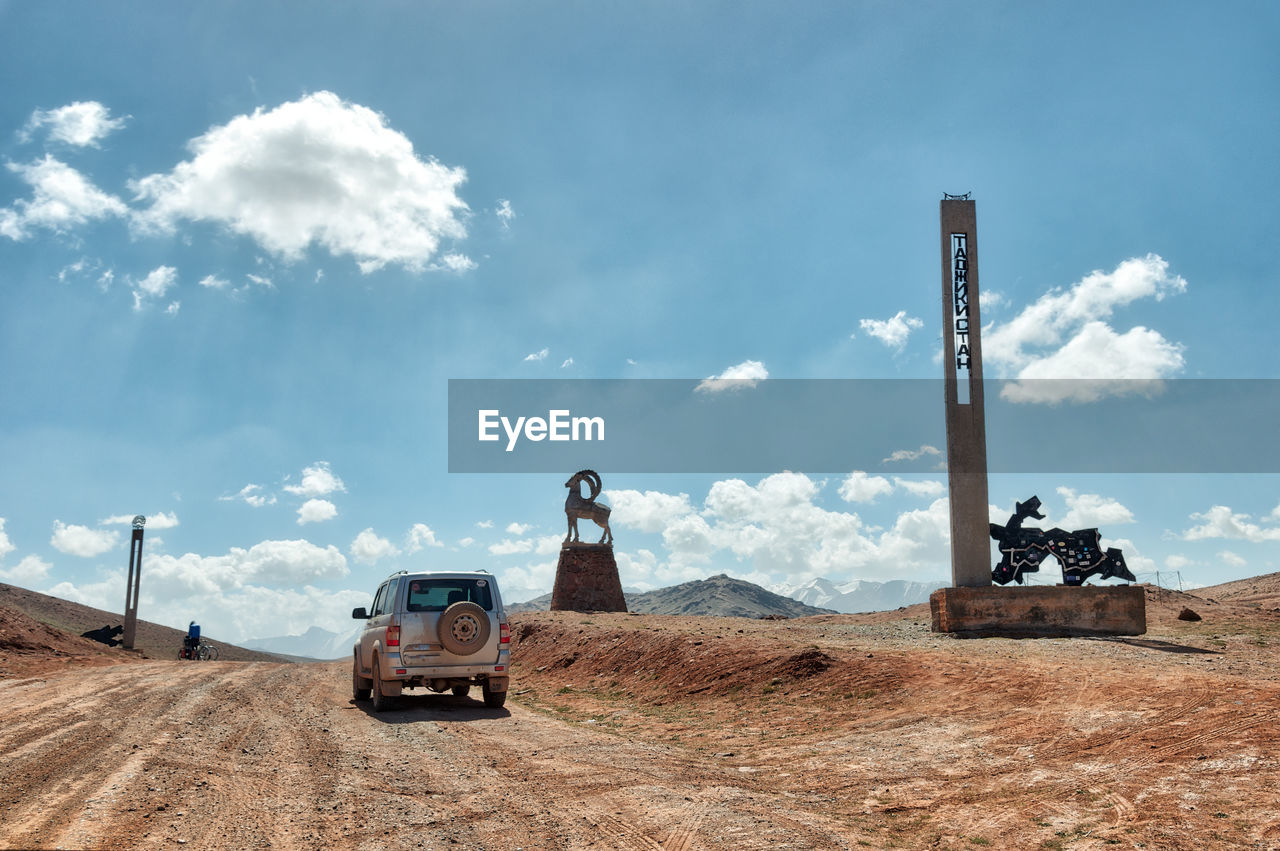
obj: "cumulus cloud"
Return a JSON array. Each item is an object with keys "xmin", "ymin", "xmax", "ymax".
[
  {"xmin": 489, "ymin": 538, "xmax": 534, "ymax": 556},
  {"xmin": 695, "ymin": 359, "xmax": 768, "ymax": 394},
  {"xmin": 496, "ymin": 198, "xmax": 515, "ymax": 229},
  {"xmin": 1165, "ymin": 554, "xmax": 1193, "ymax": 570},
  {"xmin": 476, "ymin": 520, "xmax": 494, "ymax": 529},
  {"xmin": 220, "ymin": 484, "xmax": 275, "ymax": 507},
  {"xmin": 1054, "ymin": 487, "xmax": 1136, "ymax": 529},
  {"xmin": 129, "ymin": 91, "xmax": 471, "ymax": 273},
  {"xmin": 0, "ymin": 555, "xmax": 53, "ymax": 586},
  {"xmin": 50, "ymin": 521, "xmax": 120, "ymax": 558},
  {"xmin": 1218, "ymin": 550, "xmax": 1247, "ymax": 568},
  {"xmin": 882, "ymin": 445, "xmax": 942, "ymax": 465},
  {"xmin": 100, "ymin": 511, "xmax": 179, "ymax": 529},
  {"xmin": 985, "ymin": 255, "xmax": 1187, "ymax": 403},
  {"xmin": 0, "ymin": 518, "xmax": 14, "ymax": 561},
  {"xmin": 0, "ymin": 156, "xmax": 128, "ymax": 240},
  {"xmin": 524, "ymin": 347, "xmax": 549, "ymax": 362},
  {"xmin": 21, "ymin": 101, "xmax": 127, "ymax": 147},
  {"xmin": 837, "ymin": 472, "xmax": 894, "ymax": 503},
  {"xmin": 607, "ymin": 489, "xmax": 697, "ymax": 533},
  {"xmin": 560, "ymin": 358, "xmax": 574, "ymax": 369},
  {"xmin": 1182, "ymin": 506, "xmax": 1280, "ymax": 543},
  {"xmin": 297, "ymin": 498, "xmax": 338, "ymax": 525},
  {"xmin": 351, "ymin": 528, "xmax": 398, "ymax": 564},
  {"xmin": 130, "ymin": 265, "xmax": 178, "ymax": 310},
  {"xmin": 405, "ymin": 523, "xmax": 443, "ymax": 552},
  {"xmin": 858, "ymin": 311, "xmax": 924, "ymax": 351},
  {"xmin": 47, "ymin": 538, "xmax": 354, "ymax": 642},
  {"xmin": 283, "ymin": 462, "xmax": 346, "ymax": 498},
  {"xmin": 893, "ymin": 478, "xmax": 946, "ymax": 498},
  {"xmin": 505, "ymin": 522, "xmax": 531, "ymax": 536},
  {"xmin": 198, "ymin": 274, "xmax": 230, "ymax": 289}
]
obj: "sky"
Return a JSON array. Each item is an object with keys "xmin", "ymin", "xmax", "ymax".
[{"xmin": 1, "ymin": 2, "xmax": 1277, "ymax": 643}]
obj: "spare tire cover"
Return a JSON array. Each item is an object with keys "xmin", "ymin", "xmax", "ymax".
[{"xmin": 438, "ymin": 601, "xmax": 491, "ymax": 655}]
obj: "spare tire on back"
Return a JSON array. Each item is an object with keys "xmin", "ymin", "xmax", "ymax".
[{"xmin": 438, "ymin": 601, "xmax": 491, "ymax": 655}]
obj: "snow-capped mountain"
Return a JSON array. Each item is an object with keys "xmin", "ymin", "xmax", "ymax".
[
  {"xmin": 243, "ymin": 623, "xmax": 361, "ymax": 660},
  {"xmin": 773, "ymin": 577, "xmax": 946, "ymax": 613}
]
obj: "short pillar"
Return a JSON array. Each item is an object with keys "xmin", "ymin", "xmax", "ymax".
[{"xmin": 551, "ymin": 545, "xmax": 627, "ymax": 612}]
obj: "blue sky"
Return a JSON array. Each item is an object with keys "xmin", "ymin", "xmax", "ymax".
[{"xmin": 1, "ymin": 2, "xmax": 1277, "ymax": 642}]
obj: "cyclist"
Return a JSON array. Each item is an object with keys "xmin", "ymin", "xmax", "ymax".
[{"xmin": 182, "ymin": 619, "xmax": 201, "ymax": 659}]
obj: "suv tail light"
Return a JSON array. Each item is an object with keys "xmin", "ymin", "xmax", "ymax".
[
  {"xmin": 385, "ymin": 624, "xmax": 400, "ymax": 647},
  {"xmin": 499, "ymin": 623, "xmax": 510, "ymax": 645}
]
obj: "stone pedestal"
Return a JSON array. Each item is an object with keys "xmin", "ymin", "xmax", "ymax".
[
  {"xmin": 930, "ymin": 585, "xmax": 1146, "ymax": 637},
  {"xmin": 551, "ymin": 544, "xmax": 627, "ymax": 612}
]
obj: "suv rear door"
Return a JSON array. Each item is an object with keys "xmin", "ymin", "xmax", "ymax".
[{"xmin": 398, "ymin": 576, "xmax": 501, "ymax": 667}]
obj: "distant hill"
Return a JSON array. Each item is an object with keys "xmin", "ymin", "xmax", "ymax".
[
  {"xmin": 773, "ymin": 577, "xmax": 947, "ymax": 614},
  {"xmin": 243, "ymin": 623, "xmax": 361, "ymax": 661},
  {"xmin": 511, "ymin": 574, "xmax": 834, "ymax": 618},
  {"xmin": 1190, "ymin": 571, "xmax": 1280, "ymax": 610},
  {"xmin": 0, "ymin": 582, "xmax": 291, "ymax": 663}
]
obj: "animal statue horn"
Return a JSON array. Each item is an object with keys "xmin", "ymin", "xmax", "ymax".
[{"xmin": 564, "ymin": 469, "xmax": 613, "ymax": 546}]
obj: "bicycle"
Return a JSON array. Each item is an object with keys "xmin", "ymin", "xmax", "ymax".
[{"xmin": 195, "ymin": 641, "xmax": 219, "ymax": 661}]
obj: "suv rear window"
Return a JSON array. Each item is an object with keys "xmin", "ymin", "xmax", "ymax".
[{"xmin": 405, "ymin": 578, "xmax": 494, "ymax": 612}]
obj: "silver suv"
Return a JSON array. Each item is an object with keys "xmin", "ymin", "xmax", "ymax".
[{"xmin": 351, "ymin": 570, "xmax": 511, "ymax": 711}]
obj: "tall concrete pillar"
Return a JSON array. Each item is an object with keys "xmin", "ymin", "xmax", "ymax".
[
  {"xmin": 940, "ymin": 197, "xmax": 991, "ymax": 587},
  {"xmin": 122, "ymin": 515, "xmax": 145, "ymax": 649}
]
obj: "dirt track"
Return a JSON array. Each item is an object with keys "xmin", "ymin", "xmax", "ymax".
[{"xmin": 2, "ymin": 595, "xmax": 1280, "ymax": 850}]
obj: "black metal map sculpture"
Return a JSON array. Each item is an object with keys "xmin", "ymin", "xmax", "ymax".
[{"xmin": 990, "ymin": 496, "xmax": 1136, "ymax": 586}]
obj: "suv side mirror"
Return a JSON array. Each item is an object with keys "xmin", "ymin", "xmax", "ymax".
[{"xmin": 352, "ymin": 607, "xmax": 369, "ymax": 619}]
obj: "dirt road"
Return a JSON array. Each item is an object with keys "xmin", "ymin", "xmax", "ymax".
[
  {"xmin": 3, "ymin": 596, "xmax": 1280, "ymax": 850},
  {"xmin": 0, "ymin": 660, "xmax": 848, "ymax": 850}
]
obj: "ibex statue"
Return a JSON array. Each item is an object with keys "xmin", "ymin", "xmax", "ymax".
[{"xmin": 564, "ymin": 469, "xmax": 612, "ymax": 546}]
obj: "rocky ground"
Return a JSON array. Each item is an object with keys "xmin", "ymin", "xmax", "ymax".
[{"xmin": 1, "ymin": 584, "xmax": 1278, "ymax": 849}]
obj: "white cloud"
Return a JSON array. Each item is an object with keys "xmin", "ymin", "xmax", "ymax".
[
  {"xmin": 129, "ymin": 91, "xmax": 471, "ymax": 273},
  {"xmin": 99, "ymin": 511, "xmax": 180, "ymax": 530},
  {"xmin": 489, "ymin": 538, "xmax": 534, "ymax": 556},
  {"xmin": 0, "ymin": 555, "xmax": 52, "ymax": 586},
  {"xmin": 1165, "ymin": 554, "xmax": 1194, "ymax": 570},
  {"xmin": 985, "ymin": 255, "xmax": 1187, "ymax": 403},
  {"xmin": 882, "ymin": 444, "xmax": 942, "ymax": 465},
  {"xmin": 0, "ymin": 156, "xmax": 128, "ymax": 240},
  {"xmin": 220, "ymin": 484, "xmax": 276, "ymax": 507},
  {"xmin": 198, "ymin": 274, "xmax": 230, "ymax": 289},
  {"xmin": 476, "ymin": 520, "xmax": 493, "ymax": 529},
  {"xmin": 0, "ymin": 518, "xmax": 14, "ymax": 561},
  {"xmin": 1218, "ymin": 550, "xmax": 1247, "ymax": 568},
  {"xmin": 560, "ymin": 358, "xmax": 574, "ymax": 368},
  {"xmin": 164, "ymin": 301, "xmax": 181, "ymax": 316},
  {"xmin": 131, "ymin": 265, "xmax": 178, "ymax": 310},
  {"xmin": 457, "ymin": 536, "xmax": 475, "ymax": 548},
  {"xmin": 350, "ymin": 528, "xmax": 398, "ymax": 564},
  {"xmin": 283, "ymin": 461, "xmax": 346, "ymax": 497},
  {"xmin": 980, "ymin": 290, "xmax": 1004, "ymax": 310},
  {"xmin": 695, "ymin": 359, "xmax": 768, "ymax": 394},
  {"xmin": 496, "ymin": 198, "xmax": 515, "ymax": 229},
  {"xmin": 505, "ymin": 522, "xmax": 531, "ymax": 535},
  {"xmin": 1182, "ymin": 506, "xmax": 1280, "ymax": 543},
  {"xmin": 435, "ymin": 252, "xmax": 476, "ymax": 273},
  {"xmin": 405, "ymin": 523, "xmax": 443, "ymax": 552},
  {"xmin": 246, "ymin": 273, "xmax": 274, "ymax": 289},
  {"xmin": 607, "ymin": 489, "xmax": 697, "ymax": 533},
  {"xmin": 893, "ymin": 478, "xmax": 946, "ymax": 498},
  {"xmin": 858, "ymin": 311, "xmax": 924, "ymax": 351},
  {"xmin": 21, "ymin": 101, "xmax": 127, "ymax": 147},
  {"xmin": 496, "ymin": 559, "xmax": 557, "ymax": 605},
  {"xmin": 837, "ymin": 471, "xmax": 894, "ymax": 503},
  {"xmin": 524, "ymin": 347, "xmax": 549, "ymax": 362},
  {"xmin": 1054, "ymin": 487, "xmax": 1136, "ymax": 530},
  {"xmin": 297, "ymin": 498, "xmax": 338, "ymax": 525},
  {"xmin": 50, "ymin": 521, "xmax": 120, "ymax": 558}
]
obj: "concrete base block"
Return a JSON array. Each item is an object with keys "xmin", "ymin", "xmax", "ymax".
[
  {"xmin": 930, "ymin": 585, "xmax": 1146, "ymax": 637},
  {"xmin": 551, "ymin": 545, "xmax": 627, "ymax": 613}
]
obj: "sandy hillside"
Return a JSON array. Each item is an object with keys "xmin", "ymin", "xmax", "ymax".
[{"xmin": 1, "ymin": 581, "xmax": 1279, "ymax": 848}]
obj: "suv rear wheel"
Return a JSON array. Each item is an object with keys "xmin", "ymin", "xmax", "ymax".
[
  {"xmin": 438, "ymin": 601, "xmax": 491, "ymax": 655},
  {"xmin": 370, "ymin": 654, "xmax": 393, "ymax": 712},
  {"xmin": 482, "ymin": 679, "xmax": 507, "ymax": 708},
  {"xmin": 352, "ymin": 656, "xmax": 371, "ymax": 701}
]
